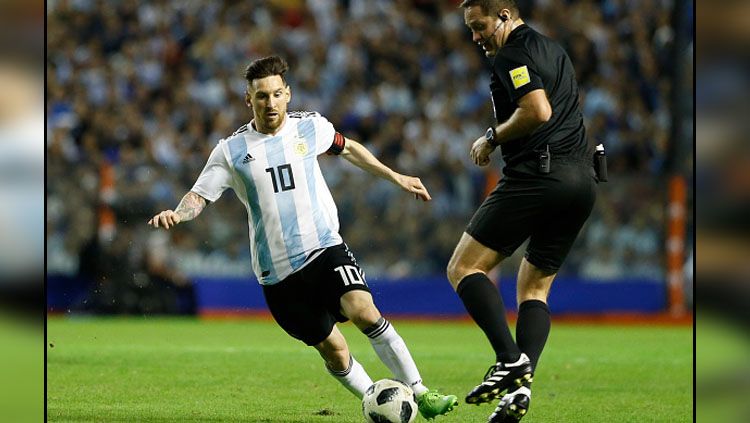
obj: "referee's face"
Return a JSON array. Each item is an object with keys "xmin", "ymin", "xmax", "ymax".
[
  {"xmin": 246, "ymin": 75, "xmax": 291, "ymax": 135},
  {"xmin": 464, "ymin": 6, "xmax": 504, "ymax": 57}
]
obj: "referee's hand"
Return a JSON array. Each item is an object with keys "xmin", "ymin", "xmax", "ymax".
[{"xmin": 470, "ymin": 135, "xmax": 496, "ymax": 166}]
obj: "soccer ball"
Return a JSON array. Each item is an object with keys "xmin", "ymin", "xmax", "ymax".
[{"xmin": 362, "ymin": 379, "xmax": 418, "ymax": 423}]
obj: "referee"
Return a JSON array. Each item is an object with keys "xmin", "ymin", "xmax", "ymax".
[{"xmin": 446, "ymin": 1, "xmax": 599, "ymax": 422}]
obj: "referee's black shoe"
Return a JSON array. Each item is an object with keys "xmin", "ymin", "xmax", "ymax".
[
  {"xmin": 488, "ymin": 384, "xmax": 531, "ymax": 423},
  {"xmin": 465, "ymin": 353, "xmax": 533, "ymax": 405}
]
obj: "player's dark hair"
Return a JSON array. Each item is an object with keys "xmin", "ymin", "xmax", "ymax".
[
  {"xmin": 244, "ymin": 56, "xmax": 289, "ymax": 85},
  {"xmin": 459, "ymin": 0, "xmax": 519, "ymax": 17}
]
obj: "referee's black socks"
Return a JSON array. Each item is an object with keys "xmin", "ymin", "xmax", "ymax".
[
  {"xmin": 457, "ymin": 272, "xmax": 521, "ymax": 363},
  {"xmin": 516, "ymin": 299, "xmax": 551, "ymax": 371}
]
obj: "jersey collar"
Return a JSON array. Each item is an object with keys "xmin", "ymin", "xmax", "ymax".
[
  {"xmin": 249, "ymin": 114, "xmax": 291, "ymax": 137},
  {"xmin": 506, "ymin": 23, "xmax": 528, "ymax": 45}
]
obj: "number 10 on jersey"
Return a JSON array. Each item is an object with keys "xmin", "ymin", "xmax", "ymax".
[
  {"xmin": 334, "ymin": 265, "xmax": 365, "ymax": 286},
  {"xmin": 265, "ymin": 164, "xmax": 295, "ymax": 193}
]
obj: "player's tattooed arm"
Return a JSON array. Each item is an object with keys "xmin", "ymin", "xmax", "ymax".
[
  {"xmin": 148, "ymin": 191, "xmax": 207, "ymax": 229},
  {"xmin": 175, "ymin": 192, "xmax": 207, "ymax": 222}
]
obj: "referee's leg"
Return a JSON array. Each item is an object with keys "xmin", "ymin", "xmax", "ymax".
[
  {"xmin": 515, "ymin": 258, "xmax": 556, "ymax": 372},
  {"xmin": 446, "ymin": 232, "xmax": 522, "ymax": 364},
  {"xmin": 516, "ymin": 162, "xmax": 595, "ymax": 371},
  {"xmin": 516, "ymin": 257, "xmax": 556, "ymax": 304},
  {"xmin": 447, "ymin": 233, "xmax": 532, "ymax": 405},
  {"xmin": 446, "ymin": 232, "xmax": 504, "ymax": 290}
]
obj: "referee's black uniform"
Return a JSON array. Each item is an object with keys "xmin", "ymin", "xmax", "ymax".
[{"xmin": 466, "ymin": 23, "xmax": 597, "ymax": 273}]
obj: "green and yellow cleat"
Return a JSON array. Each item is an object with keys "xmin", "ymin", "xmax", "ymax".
[{"xmin": 416, "ymin": 390, "xmax": 459, "ymax": 420}]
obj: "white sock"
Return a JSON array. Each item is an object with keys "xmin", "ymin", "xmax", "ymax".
[
  {"xmin": 327, "ymin": 355, "xmax": 373, "ymax": 399},
  {"xmin": 363, "ymin": 318, "xmax": 428, "ymax": 396}
]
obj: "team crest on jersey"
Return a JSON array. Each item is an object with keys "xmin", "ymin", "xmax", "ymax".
[{"xmin": 294, "ymin": 140, "xmax": 308, "ymax": 156}]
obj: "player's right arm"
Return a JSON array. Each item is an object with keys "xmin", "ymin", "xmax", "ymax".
[
  {"xmin": 148, "ymin": 191, "xmax": 207, "ymax": 230},
  {"xmin": 340, "ymin": 137, "xmax": 432, "ymax": 202},
  {"xmin": 149, "ymin": 140, "xmax": 233, "ymax": 230}
]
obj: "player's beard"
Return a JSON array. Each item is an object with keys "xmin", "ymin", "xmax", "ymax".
[{"xmin": 257, "ymin": 110, "xmax": 285, "ymax": 133}]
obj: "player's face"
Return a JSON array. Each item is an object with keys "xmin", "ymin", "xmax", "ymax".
[
  {"xmin": 464, "ymin": 6, "xmax": 507, "ymax": 57},
  {"xmin": 246, "ymin": 75, "xmax": 291, "ymax": 134}
]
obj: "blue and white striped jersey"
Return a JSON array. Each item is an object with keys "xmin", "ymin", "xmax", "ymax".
[{"xmin": 191, "ymin": 111, "xmax": 345, "ymax": 285}]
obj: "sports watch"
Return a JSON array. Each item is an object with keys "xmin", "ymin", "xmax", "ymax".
[{"xmin": 485, "ymin": 127, "xmax": 499, "ymax": 147}]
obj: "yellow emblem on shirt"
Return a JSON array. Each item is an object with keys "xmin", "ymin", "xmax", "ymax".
[
  {"xmin": 294, "ymin": 141, "xmax": 308, "ymax": 156},
  {"xmin": 509, "ymin": 65, "xmax": 531, "ymax": 89}
]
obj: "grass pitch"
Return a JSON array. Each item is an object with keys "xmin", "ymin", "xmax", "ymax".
[{"xmin": 47, "ymin": 317, "xmax": 691, "ymax": 422}]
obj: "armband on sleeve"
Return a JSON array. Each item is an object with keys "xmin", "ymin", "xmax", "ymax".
[{"xmin": 326, "ymin": 132, "xmax": 346, "ymax": 155}]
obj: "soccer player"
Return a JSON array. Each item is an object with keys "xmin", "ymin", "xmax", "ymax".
[
  {"xmin": 447, "ymin": 1, "xmax": 599, "ymax": 422},
  {"xmin": 148, "ymin": 56, "xmax": 457, "ymax": 419}
]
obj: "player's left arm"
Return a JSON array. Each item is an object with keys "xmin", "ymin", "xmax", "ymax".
[{"xmin": 340, "ymin": 138, "xmax": 431, "ymax": 201}]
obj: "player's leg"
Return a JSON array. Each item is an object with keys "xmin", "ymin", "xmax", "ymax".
[
  {"xmin": 447, "ymin": 233, "xmax": 532, "ymax": 405},
  {"xmin": 313, "ymin": 241, "xmax": 456, "ymax": 419},
  {"xmin": 339, "ymin": 289, "xmax": 458, "ymax": 419},
  {"xmin": 340, "ymin": 290, "xmax": 425, "ymax": 393},
  {"xmin": 261, "ymin": 271, "xmax": 371, "ymax": 399},
  {"xmin": 313, "ymin": 324, "xmax": 373, "ymax": 399},
  {"xmin": 313, "ymin": 243, "xmax": 425, "ymax": 395}
]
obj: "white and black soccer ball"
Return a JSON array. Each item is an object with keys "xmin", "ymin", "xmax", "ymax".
[{"xmin": 362, "ymin": 379, "xmax": 418, "ymax": 423}]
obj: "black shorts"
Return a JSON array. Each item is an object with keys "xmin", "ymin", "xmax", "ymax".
[
  {"xmin": 466, "ymin": 158, "xmax": 596, "ymax": 273},
  {"xmin": 262, "ymin": 243, "xmax": 370, "ymax": 346}
]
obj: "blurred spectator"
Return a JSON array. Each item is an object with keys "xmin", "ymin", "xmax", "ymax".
[
  {"xmin": 683, "ymin": 248, "xmax": 693, "ymax": 309},
  {"xmin": 46, "ymin": 0, "xmax": 691, "ymax": 305},
  {"xmin": 75, "ymin": 222, "xmax": 196, "ymax": 315},
  {"xmin": 143, "ymin": 231, "xmax": 197, "ymax": 315},
  {"xmin": 695, "ymin": 0, "xmax": 750, "ymax": 420},
  {"xmin": 76, "ymin": 224, "xmax": 135, "ymax": 314},
  {"xmin": 0, "ymin": 0, "xmax": 44, "ymax": 320}
]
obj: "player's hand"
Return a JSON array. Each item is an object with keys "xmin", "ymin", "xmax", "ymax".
[
  {"xmin": 470, "ymin": 135, "xmax": 496, "ymax": 167},
  {"xmin": 394, "ymin": 174, "xmax": 432, "ymax": 201},
  {"xmin": 148, "ymin": 210, "xmax": 182, "ymax": 229}
]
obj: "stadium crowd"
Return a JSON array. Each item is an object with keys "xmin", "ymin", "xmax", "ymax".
[{"xmin": 47, "ymin": 0, "xmax": 691, "ymax": 312}]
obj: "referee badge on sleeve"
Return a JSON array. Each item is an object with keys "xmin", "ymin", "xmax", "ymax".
[{"xmin": 509, "ymin": 65, "xmax": 531, "ymax": 89}]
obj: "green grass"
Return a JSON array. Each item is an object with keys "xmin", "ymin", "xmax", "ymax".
[
  {"xmin": 1, "ymin": 315, "xmax": 43, "ymax": 423},
  {"xmin": 696, "ymin": 313, "xmax": 750, "ymax": 423},
  {"xmin": 47, "ymin": 317, "xmax": 692, "ymax": 422}
]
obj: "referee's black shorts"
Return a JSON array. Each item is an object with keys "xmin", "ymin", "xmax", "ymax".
[
  {"xmin": 466, "ymin": 158, "xmax": 596, "ymax": 273},
  {"xmin": 262, "ymin": 243, "xmax": 370, "ymax": 346}
]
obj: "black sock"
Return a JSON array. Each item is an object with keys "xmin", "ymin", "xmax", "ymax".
[
  {"xmin": 516, "ymin": 299, "xmax": 551, "ymax": 371},
  {"xmin": 457, "ymin": 272, "xmax": 521, "ymax": 363}
]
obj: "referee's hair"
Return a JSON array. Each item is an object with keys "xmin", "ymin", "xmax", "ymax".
[
  {"xmin": 244, "ymin": 56, "xmax": 289, "ymax": 85},
  {"xmin": 459, "ymin": 0, "xmax": 519, "ymax": 17}
]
